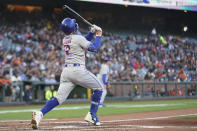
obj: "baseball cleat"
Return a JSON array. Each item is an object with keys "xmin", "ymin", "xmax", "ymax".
[
  {"xmin": 84, "ymin": 112, "xmax": 101, "ymax": 126},
  {"xmin": 31, "ymin": 111, "xmax": 43, "ymax": 129}
]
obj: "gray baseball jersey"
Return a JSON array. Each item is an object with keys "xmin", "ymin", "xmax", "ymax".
[
  {"xmin": 55, "ymin": 34, "xmax": 103, "ymax": 104},
  {"xmin": 63, "ymin": 34, "xmax": 90, "ymax": 65}
]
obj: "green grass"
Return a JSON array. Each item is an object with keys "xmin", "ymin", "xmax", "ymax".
[
  {"xmin": 0, "ymin": 103, "xmax": 89, "ymax": 111},
  {"xmin": 178, "ymin": 115, "xmax": 197, "ymax": 119},
  {"xmin": 0, "ymin": 99, "xmax": 197, "ymax": 120}
]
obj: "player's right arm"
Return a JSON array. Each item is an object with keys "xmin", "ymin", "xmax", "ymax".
[
  {"xmin": 84, "ymin": 25, "xmax": 101, "ymax": 41},
  {"xmin": 84, "ymin": 31, "xmax": 94, "ymax": 41},
  {"xmin": 87, "ymin": 36, "xmax": 101, "ymax": 52},
  {"xmin": 80, "ymin": 27, "xmax": 102, "ymax": 53}
]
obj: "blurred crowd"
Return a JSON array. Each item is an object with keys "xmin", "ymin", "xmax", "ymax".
[
  {"xmin": 92, "ymin": 34, "xmax": 197, "ymax": 82},
  {"xmin": 0, "ymin": 11, "xmax": 63, "ymax": 84},
  {"xmin": 0, "ymin": 10, "xmax": 197, "ymax": 86}
]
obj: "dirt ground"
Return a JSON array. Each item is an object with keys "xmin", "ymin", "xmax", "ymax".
[{"xmin": 0, "ymin": 108, "xmax": 197, "ymax": 131}]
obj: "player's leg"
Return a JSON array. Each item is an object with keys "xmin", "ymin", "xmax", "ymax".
[
  {"xmin": 100, "ymin": 87, "xmax": 107, "ymax": 107},
  {"xmin": 31, "ymin": 82, "xmax": 74, "ymax": 129},
  {"xmin": 71, "ymin": 68, "xmax": 103, "ymax": 125},
  {"xmin": 41, "ymin": 82, "xmax": 75, "ymax": 114},
  {"xmin": 87, "ymin": 89, "xmax": 102, "ymax": 125}
]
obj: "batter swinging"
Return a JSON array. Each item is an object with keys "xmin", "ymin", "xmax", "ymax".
[{"xmin": 31, "ymin": 18, "xmax": 103, "ymax": 129}]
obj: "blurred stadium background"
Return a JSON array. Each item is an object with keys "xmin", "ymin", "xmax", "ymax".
[{"xmin": 0, "ymin": 0, "xmax": 197, "ymax": 105}]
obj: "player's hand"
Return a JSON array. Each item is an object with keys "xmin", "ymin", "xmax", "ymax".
[
  {"xmin": 91, "ymin": 25, "xmax": 102, "ymax": 35},
  {"xmin": 96, "ymin": 27, "xmax": 102, "ymax": 37},
  {"xmin": 90, "ymin": 25, "xmax": 97, "ymax": 33}
]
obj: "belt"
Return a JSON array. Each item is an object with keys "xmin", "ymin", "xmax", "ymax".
[{"xmin": 65, "ymin": 63, "xmax": 81, "ymax": 67}]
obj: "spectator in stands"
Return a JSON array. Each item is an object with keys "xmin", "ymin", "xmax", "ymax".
[
  {"xmin": 176, "ymin": 85, "xmax": 184, "ymax": 96},
  {"xmin": 45, "ymin": 85, "xmax": 57, "ymax": 101},
  {"xmin": 187, "ymin": 84, "xmax": 196, "ymax": 96},
  {"xmin": 4, "ymin": 73, "xmax": 13, "ymax": 102},
  {"xmin": 0, "ymin": 74, "xmax": 4, "ymax": 86},
  {"xmin": 159, "ymin": 87, "xmax": 165, "ymax": 96},
  {"xmin": 0, "ymin": 74, "xmax": 4, "ymax": 101},
  {"xmin": 11, "ymin": 71, "xmax": 22, "ymax": 82},
  {"xmin": 44, "ymin": 74, "xmax": 57, "ymax": 84},
  {"xmin": 11, "ymin": 71, "xmax": 22, "ymax": 101},
  {"xmin": 24, "ymin": 85, "xmax": 32, "ymax": 103},
  {"xmin": 169, "ymin": 87, "xmax": 176, "ymax": 96}
]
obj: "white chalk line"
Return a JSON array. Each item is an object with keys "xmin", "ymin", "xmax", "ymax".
[
  {"xmin": 53, "ymin": 125, "xmax": 100, "ymax": 129},
  {"xmin": 120, "ymin": 125, "xmax": 195, "ymax": 129},
  {"xmin": 80, "ymin": 128, "xmax": 139, "ymax": 130},
  {"xmin": 0, "ymin": 119, "xmax": 57, "ymax": 122},
  {"xmin": 102, "ymin": 113, "xmax": 197, "ymax": 123},
  {"xmin": 0, "ymin": 103, "xmax": 184, "ymax": 114},
  {"xmin": 52, "ymin": 125, "xmax": 197, "ymax": 130}
]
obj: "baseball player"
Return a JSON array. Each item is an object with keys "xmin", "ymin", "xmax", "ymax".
[
  {"xmin": 97, "ymin": 57, "xmax": 111, "ymax": 107},
  {"xmin": 31, "ymin": 18, "xmax": 103, "ymax": 129}
]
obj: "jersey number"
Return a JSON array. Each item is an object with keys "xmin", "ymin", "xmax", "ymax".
[
  {"xmin": 63, "ymin": 37, "xmax": 72, "ymax": 57},
  {"xmin": 64, "ymin": 45, "xmax": 71, "ymax": 56}
]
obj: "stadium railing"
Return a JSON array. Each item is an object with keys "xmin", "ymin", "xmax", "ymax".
[
  {"xmin": 109, "ymin": 81, "xmax": 197, "ymax": 100},
  {"xmin": 0, "ymin": 81, "xmax": 196, "ymax": 104}
]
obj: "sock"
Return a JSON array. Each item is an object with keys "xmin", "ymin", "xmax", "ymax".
[
  {"xmin": 41, "ymin": 97, "xmax": 59, "ymax": 116},
  {"xmin": 90, "ymin": 90, "xmax": 102, "ymax": 116}
]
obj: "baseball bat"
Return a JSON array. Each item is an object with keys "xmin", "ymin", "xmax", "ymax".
[{"xmin": 62, "ymin": 5, "xmax": 93, "ymax": 27}]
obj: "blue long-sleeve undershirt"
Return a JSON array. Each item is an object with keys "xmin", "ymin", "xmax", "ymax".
[
  {"xmin": 87, "ymin": 36, "xmax": 101, "ymax": 52},
  {"xmin": 84, "ymin": 31, "xmax": 94, "ymax": 41}
]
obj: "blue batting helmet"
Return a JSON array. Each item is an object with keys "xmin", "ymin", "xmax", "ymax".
[{"xmin": 61, "ymin": 18, "xmax": 78, "ymax": 34}]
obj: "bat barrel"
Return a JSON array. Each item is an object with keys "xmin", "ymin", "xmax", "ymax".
[
  {"xmin": 62, "ymin": 5, "xmax": 69, "ymax": 10},
  {"xmin": 62, "ymin": 5, "xmax": 93, "ymax": 27}
]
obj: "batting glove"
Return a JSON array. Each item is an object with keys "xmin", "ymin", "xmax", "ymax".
[{"xmin": 90, "ymin": 25, "xmax": 101, "ymax": 33}]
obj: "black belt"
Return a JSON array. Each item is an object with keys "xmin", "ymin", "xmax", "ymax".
[{"xmin": 65, "ymin": 64, "xmax": 81, "ymax": 67}]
